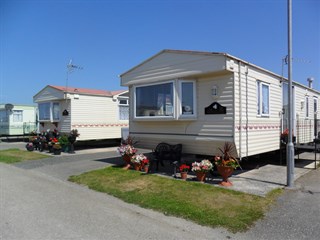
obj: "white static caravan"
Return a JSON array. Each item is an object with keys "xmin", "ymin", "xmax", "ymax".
[
  {"xmin": 33, "ymin": 85, "xmax": 129, "ymax": 141},
  {"xmin": 120, "ymin": 49, "xmax": 319, "ymax": 158},
  {"xmin": 0, "ymin": 104, "xmax": 37, "ymax": 136}
]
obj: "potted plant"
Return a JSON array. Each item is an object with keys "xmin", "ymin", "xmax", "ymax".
[
  {"xmin": 141, "ymin": 158, "xmax": 150, "ymax": 173},
  {"xmin": 48, "ymin": 137, "xmax": 59, "ymax": 153},
  {"xmin": 117, "ymin": 136, "xmax": 138, "ymax": 169},
  {"xmin": 179, "ymin": 164, "xmax": 190, "ymax": 180},
  {"xmin": 25, "ymin": 142, "xmax": 34, "ymax": 151},
  {"xmin": 214, "ymin": 142, "xmax": 240, "ymax": 186},
  {"xmin": 68, "ymin": 129, "xmax": 79, "ymax": 153},
  {"xmin": 58, "ymin": 134, "xmax": 70, "ymax": 152},
  {"xmin": 131, "ymin": 153, "xmax": 147, "ymax": 171},
  {"xmin": 191, "ymin": 159, "xmax": 213, "ymax": 182},
  {"xmin": 117, "ymin": 144, "xmax": 137, "ymax": 169},
  {"xmin": 52, "ymin": 142, "xmax": 62, "ymax": 155}
]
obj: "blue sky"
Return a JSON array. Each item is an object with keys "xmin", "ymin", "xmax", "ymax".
[{"xmin": 1, "ymin": 0, "xmax": 319, "ymax": 105}]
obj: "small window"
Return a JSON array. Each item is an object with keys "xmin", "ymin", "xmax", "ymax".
[
  {"xmin": 180, "ymin": 81, "xmax": 196, "ymax": 117},
  {"xmin": 119, "ymin": 99, "xmax": 128, "ymax": 105},
  {"xmin": 52, "ymin": 103, "xmax": 60, "ymax": 121},
  {"xmin": 305, "ymin": 96, "xmax": 309, "ymax": 118},
  {"xmin": 13, "ymin": 110, "xmax": 23, "ymax": 122},
  {"xmin": 257, "ymin": 81, "xmax": 269, "ymax": 116},
  {"xmin": 314, "ymin": 97, "xmax": 318, "ymax": 114},
  {"xmin": 119, "ymin": 105, "xmax": 129, "ymax": 120}
]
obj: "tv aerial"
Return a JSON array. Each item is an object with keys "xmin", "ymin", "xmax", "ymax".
[
  {"xmin": 65, "ymin": 59, "xmax": 83, "ymax": 101},
  {"xmin": 67, "ymin": 59, "xmax": 83, "ymax": 73}
]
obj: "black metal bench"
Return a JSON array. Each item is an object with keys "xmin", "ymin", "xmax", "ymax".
[{"xmin": 150, "ymin": 142, "xmax": 182, "ymax": 175}]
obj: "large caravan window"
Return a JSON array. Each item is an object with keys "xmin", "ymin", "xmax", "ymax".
[
  {"xmin": 135, "ymin": 82, "xmax": 174, "ymax": 118},
  {"xmin": 134, "ymin": 80, "xmax": 196, "ymax": 119},
  {"xmin": 257, "ymin": 81, "xmax": 269, "ymax": 116},
  {"xmin": 39, "ymin": 102, "xmax": 60, "ymax": 121}
]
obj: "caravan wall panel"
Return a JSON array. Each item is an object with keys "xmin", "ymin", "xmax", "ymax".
[
  {"xmin": 294, "ymin": 85, "xmax": 320, "ymax": 143},
  {"xmin": 234, "ymin": 62, "xmax": 283, "ymax": 157},
  {"xmin": 70, "ymin": 94, "xmax": 128, "ymax": 140},
  {"xmin": 130, "ymin": 73, "xmax": 235, "ymax": 155}
]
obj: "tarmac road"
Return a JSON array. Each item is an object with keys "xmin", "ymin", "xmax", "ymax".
[
  {"xmin": 0, "ymin": 163, "xmax": 233, "ymax": 240},
  {"xmin": 237, "ymin": 168, "xmax": 320, "ymax": 240},
  {"xmin": 1, "ymin": 142, "xmax": 320, "ymax": 239}
]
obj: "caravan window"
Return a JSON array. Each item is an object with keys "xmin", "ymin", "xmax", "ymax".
[
  {"xmin": 0, "ymin": 110, "xmax": 8, "ymax": 122},
  {"xmin": 39, "ymin": 103, "xmax": 51, "ymax": 121},
  {"xmin": 118, "ymin": 97, "xmax": 129, "ymax": 120},
  {"xmin": 39, "ymin": 102, "xmax": 60, "ymax": 121},
  {"xmin": 135, "ymin": 82, "xmax": 174, "ymax": 118},
  {"xmin": 305, "ymin": 96, "xmax": 309, "ymax": 118},
  {"xmin": 52, "ymin": 103, "xmax": 60, "ymax": 121},
  {"xmin": 180, "ymin": 81, "xmax": 196, "ymax": 117},
  {"xmin": 257, "ymin": 81, "xmax": 269, "ymax": 116},
  {"xmin": 134, "ymin": 80, "xmax": 196, "ymax": 119},
  {"xmin": 13, "ymin": 110, "xmax": 23, "ymax": 122}
]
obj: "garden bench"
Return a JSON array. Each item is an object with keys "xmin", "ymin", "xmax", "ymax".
[{"xmin": 150, "ymin": 142, "xmax": 182, "ymax": 176}]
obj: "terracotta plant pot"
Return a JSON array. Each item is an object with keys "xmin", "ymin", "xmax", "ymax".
[
  {"xmin": 217, "ymin": 165, "xmax": 234, "ymax": 186},
  {"xmin": 180, "ymin": 172, "xmax": 188, "ymax": 180},
  {"xmin": 133, "ymin": 163, "xmax": 141, "ymax": 171},
  {"xmin": 195, "ymin": 171, "xmax": 206, "ymax": 182},
  {"xmin": 143, "ymin": 165, "xmax": 149, "ymax": 173},
  {"xmin": 122, "ymin": 155, "xmax": 132, "ymax": 170}
]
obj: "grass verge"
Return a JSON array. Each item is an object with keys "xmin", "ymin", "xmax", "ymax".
[
  {"xmin": 69, "ymin": 166, "xmax": 282, "ymax": 232},
  {"xmin": 0, "ymin": 148, "xmax": 49, "ymax": 164}
]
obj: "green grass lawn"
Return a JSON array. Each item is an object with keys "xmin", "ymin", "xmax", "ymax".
[
  {"xmin": 69, "ymin": 166, "xmax": 282, "ymax": 232},
  {"xmin": 0, "ymin": 148, "xmax": 49, "ymax": 164}
]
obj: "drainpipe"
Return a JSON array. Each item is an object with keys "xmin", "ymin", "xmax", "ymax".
[
  {"xmin": 238, "ymin": 61, "xmax": 242, "ymax": 161},
  {"xmin": 245, "ymin": 66, "xmax": 249, "ymax": 158}
]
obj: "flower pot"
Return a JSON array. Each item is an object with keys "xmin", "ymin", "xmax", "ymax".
[
  {"xmin": 217, "ymin": 165, "xmax": 234, "ymax": 186},
  {"xmin": 196, "ymin": 171, "xmax": 206, "ymax": 182},
  {"xmin": 133, "ymin": 163, "xmax": 141, "ymax": 171},
  {"xmin": 122, "ymin": 155, "xmax": 132, "ymax": 170},
  {"xmin": 180, "ymin": 172, "xmax": 188, "ymax": 180},
  {"xmin": 53, "ymin": 148, "xmax": 62, "ymax": 155},
  {"xmin": 143, "ymin": 165, "xmax": 149, "ymax": 173}
]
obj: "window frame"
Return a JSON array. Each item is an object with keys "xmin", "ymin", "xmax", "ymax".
[
  {"xmin": 313, "ymin": 97, "xmax": 318, "ymax": 116},
  {"xmin": 0, "ymin": 110, "xmax": 9, "ymax": 122},
  {"xmin": 305, "ymin": 96, "xmax": 309, "ymax": 119},
  {"xmin": 133, "ymin": 81, "xmax": 175, "ymax": 120},
  {"xmin": 178, "ymin": 80, "xmax": 197, "ymax": 119},
  {"xmin": 133, "ymin": 80, "xmax": 197, "ymax": 120},
  {"xmin": 13, "ymin": 110, "xmax": 23, "ymax": 122},
  {"xmin": 118, "ymin": 97, "xmax": 129, "ymax": 121},
  {"xmin": 257, "ymin": 81, "xmax": 270, "ymax": 117},
  {"xmin": 38, "ymin": 102, "xmax": 60, "ymax": 122}
]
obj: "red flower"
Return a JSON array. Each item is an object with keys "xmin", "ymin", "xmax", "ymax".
[
  {"xmin": 179, "ymin": 164, "xmax": 190, "ymax": 172},
  {"xmin": 142, "ymin": 159, "xmax": 149, "ymax": 165}
]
